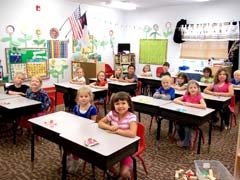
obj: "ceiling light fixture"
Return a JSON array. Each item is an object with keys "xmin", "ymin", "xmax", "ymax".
[{"xmin": 103, "ymin": 1, "xmax": 137, "ymax": 10}]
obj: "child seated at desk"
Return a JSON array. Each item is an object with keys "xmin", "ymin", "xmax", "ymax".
[
  {"xmin": 173, "ymin": 80, "xmax": 206, "ymax": 148},
  {"xmin": 70, "ymin": 67, "xmax": 86, "ymax": 84},
  {"xmin": 231, "ymin": 69, "xmax": 240, "ymax": 87},
  {"xmin": 119, "ymin": 64, "xmax": 138, "ymax": 96},
  {"xmin": 172, "ymin": 72, "xmax": 188, "ymax": 90},
  {"xmin": 153, "ymin": 75, "xmax": 175, "ymax": 100},
  {"xmin": 200, "ymin": 67, "xmax": 214, "ymax": 83},
  {"xmin": 204, "ymin": 68, "xmax": 234, "ymax": 129},
  {"xmin": 140, "ymin": 64, "xmax": 152, "ymax": 77},
  {"xmin": 110, "ymin": 66, "xmax": 123, "ymax": 81},
  {"xmin": 98, "ymin": 92, "xmax": 137, "ymax": 179},
  {"xmin": 19, "ymin": 75, "xmax": 51, "ymax": 129},
  {"xmin": 159, "ymin": 62, "xmax": 171, "ymax": 78},
  {"xmin": 64, "ymin": 67, "xmax": 86, "ymax": 111},
  {"xmin": 6, "ymin": 72, "xmax": 29, "ymax": 96}
]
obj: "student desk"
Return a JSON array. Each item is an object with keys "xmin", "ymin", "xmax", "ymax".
[
  {"xmin": 54, "ymin": 82, "xmax": 108, "ymax": 114},
  {"xmin": 131, "ymin": 95, "xmax": 172, "ymax": 140},
  {"xmin": 0, "ymin": 94, "xmax": 20, "ymax": 100},
  {"xmin": 29, "ymin": 111, "xmax": 95, "ymax": 162},
  {"xmin": 108, "ymin": 81, "xmax": 137, "ymax": 94},
  {"xmin": 175, "ymin": 90, "xmax": 231, "ymax": 131},
  {"xmin": 137, "ymin": 76, "xmax": 161, "ymax": 94},
  {"xmin": 60, "ymin": 123, "xmax": 139, "ymax": 180},
  {"xmin": 160, "ymin": 102, "xmax": 214, "ymax": 154},
  {"xmin": 0, "ymin": 96, "xmax": 41, "ymax": 144},
  {"xmin": 29, "ymin": 111, "xmax": 139, "ymax": 180}
]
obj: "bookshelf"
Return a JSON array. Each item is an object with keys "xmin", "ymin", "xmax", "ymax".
[{"xmin": 114, "ymin": 53, "xmax": 135, "ymax": 73}]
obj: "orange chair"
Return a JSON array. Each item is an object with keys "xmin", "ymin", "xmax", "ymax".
[
  {"xmin": 105, "ymin": 64, "xmax": 113, "ymax": 78},
  {"xmin": 133, "ymin": 122, "xmax": 148, "ymax": 175},
  {"xmin": 156, "ymin": 66, "xmax": 164, "ymax": 77},
  {"xmin": 229, "ymin": 95, "xmax": 237, "ymax": 128}
]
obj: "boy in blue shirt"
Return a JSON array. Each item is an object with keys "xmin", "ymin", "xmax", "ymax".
[
  {"xmin": 153, "ymin": 75, "xmax": 175, "ymax": 100},
  {"xmin": 231, "ymin": 70, "xmax": 240, "ymax": 86}
]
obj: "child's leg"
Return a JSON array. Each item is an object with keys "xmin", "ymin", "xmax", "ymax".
[
  {"xmin": 176, "ymin": 124, "xmax": 185, "ymax": 141},
  {"xmin": 182, "ymin": 126, "xmax": 191, "ymax": 147},
  {"xmin": 120, "ymin": 156, "xmax": 132, "ymax": 179},
  {"xmin": 220, "ymin": 106, "xmax": 230, "ymax": 127}
]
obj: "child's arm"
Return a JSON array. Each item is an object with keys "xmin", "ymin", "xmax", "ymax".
[
  {"xmin": 89, "ymin": 82, "xmax": 96, "ymax": 87},
  {"xmin": 153, "ymin": 90, "xmax": 162, "ymax": 99},
  {"xmin": 115, "ymin": 121, "xmax": 137, "ymax": 138},
  {"xmin": 173, "ymin": 96, "xmax": 185, "ymax": 105},
  {"xmin": 98, "ymin": 116, "xmax": 118, "ymax": 131},
  {"xmin": 8, "ymin": 90, "xmax": 25, "ymax": 96},
  {"xmin": 70, "ymin": 78, "xmax": 86, "ymax": 85},
  {"xmin": 91, "ymin": 115, "xmax": 97, "ymax": 122},
  {"xmin": 95, "ymin": 83, "xmax": 108, "ymax": 89},
  {"xmin": 109, "ymin": 75, "xmax": 117, "ymax": 81},
  {"xmin": 185, "ymin": 98, "xmax": 206, "ymax": 109},
  {"xmin": 203, "ymin": 84, "xmax": 214, "ymax": 95}
]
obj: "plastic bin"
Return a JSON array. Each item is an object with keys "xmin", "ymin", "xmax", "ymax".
[{"xmin": 194, "ymin": 160, "xmax": 233, "ymax": 180}]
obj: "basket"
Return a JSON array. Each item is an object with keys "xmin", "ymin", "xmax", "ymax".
[{"xmin": 194, "ymin": 160, "xmax": 233, "ymax": 180}]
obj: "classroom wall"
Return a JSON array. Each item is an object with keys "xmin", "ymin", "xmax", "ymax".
[
  {"xmin": 124, "ymin": 0, "xmax": 240, "ymax": 75},
  {"xmin": 0, "ymin": 0, "xmax": 239, "ymax": 87}
]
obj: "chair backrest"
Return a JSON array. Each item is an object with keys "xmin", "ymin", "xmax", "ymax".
[
  {"xmin": 136, "ymin": 81, "xmax": 142, "ymax": 96},
  {"xmin": 156, "ymin": 66, "xmax": 164, "ymax": 77},
  {"xmin": 137, "ymin": 122, "xmax": 146, "ymax": 152},
  {"xmin": 47, "ymin": 96, "xmax": 55, "ymax": 114},
  {"xmin": 229, "ymin": 95, "xmax": 236, "ymax": 113},
  {"xmin": 105, "ymin": 64, "xmax": 113, "ymax": 78}
]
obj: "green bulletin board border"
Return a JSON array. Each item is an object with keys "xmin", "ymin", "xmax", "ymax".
[{"xmin": 139, "ymin": 39, "xmax": 168, "ymax": 65}]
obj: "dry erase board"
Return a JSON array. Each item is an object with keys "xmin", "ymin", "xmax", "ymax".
[
  {"xmin": 180, "ymin": 41, "xmax": 228, "ymax": 59},
  {"xmin": 139, "ymin": 39, "xmax": 168, "ymax": 65},
  {"xmin": 5, "ymin": 48, "xmax": 49, "ymax": 81}
]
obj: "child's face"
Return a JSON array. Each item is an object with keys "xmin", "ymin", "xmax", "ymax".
[
  {"xmin": 76, "ymin": 69, "xmax": 83, "ymax": 78},
  {"xmin": 144, "ymin": 66, "xmax": 150, "ymax": 72},
  {"xmin": 177, "ymin": 76, "xmax": 184, "ymax": 84},
  {"xmin": 161, "ymin": 79, "xmax": 171, "ymax": 89},
  {"xmin": 163, "ymin": 65, "xmax": 169, "ymax": 72},
  {"xmin": 77, "ymin": 91, "xmax": 90, "ymax": 105},
  {"xmin": 98, "ymin": 72, "xmax": 105, "ymax": 81},
  {"xmin": 30, "ymin": 77, "xmax": 41, "ymax": 91},
  {"xmin": 115, "ymin": 68, "xmax": 121, "ymax": 75},
  {"xmin": 114, "ymin": 100, "xmax": 129, "ymax": 115},
  {"xmin": 14, "ymin": 74, "xmax": 24, "ymax": 85},
  {"xmin": 234, "ymin": 73, "xmax": 240, "ymax": 82},
  {"xmin": 203, "ymin": 71, "xmax": 210, "ymax": 78},
  {"xmin": 188, "ymin": 83, "xmax": 199, "ymax": 96},
  {"xmin": 128, "ymin": 67, "xmax": 135, "ymax": 74},
  {"xmin": 218, "ymin": 71, "xmax": 227, "ymax": 82}
]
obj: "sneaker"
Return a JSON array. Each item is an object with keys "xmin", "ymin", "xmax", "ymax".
[
  {"xmin": 224, "ymin": 125, "xmax": 230, "ymax": 130},
  {"xmin": 177, "ymin": 140, "xmax": 184, "ymax": 147},
  {"xmin": 68, "ymin": 159, "xmax": 82, "ymax": 173}
]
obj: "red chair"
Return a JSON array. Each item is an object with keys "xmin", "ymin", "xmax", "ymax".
[
  {"xmin": 133, "ymin": 122, "xmax": 148, "ymax": 175},
  {"xmin": 156, "ymin": 66, "xmax": 164, "ymax": 77},
  {"xmin": 105, "ymin": 64, "xmax": 113, "ymax": 78},
  {"xmin": 136, "ymin": 81, "xmax": 142, "ymax": 96},
  {"xmin": 229, "ymin": 95, "xmax": 237, "ymax": 128}
]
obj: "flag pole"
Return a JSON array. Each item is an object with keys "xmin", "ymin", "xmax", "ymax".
[
  {"xmin": 65, "ymin": 29, "xmax": 71, "ymax": 38},
  {"xmin": 59, "ymin": 18, "xmax": 68, "ymax": 31}
]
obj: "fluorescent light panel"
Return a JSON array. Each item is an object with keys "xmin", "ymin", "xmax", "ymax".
[{"xmin": 103, "ymin": 1, "xmax": 137, "ymax": 10}]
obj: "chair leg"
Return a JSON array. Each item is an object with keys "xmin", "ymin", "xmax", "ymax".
[
  {"xmin": 149, "ymin": 115, "xmax": 157, "ymax": 132},
  {"xmin": 190, "ymin": 128, "xmax": 205, "ymax": 151},
  {"xmin": 136, "ymin": 155, "xmax": 148, "ymax": 175},
  {"xmin": 230, "ymin": 113, "xmax": 237, "ymax": 129}
]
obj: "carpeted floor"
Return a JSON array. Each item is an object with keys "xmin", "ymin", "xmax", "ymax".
[{"xmin": 0, "ymin": 105, "xmax": 238, "ymax": 180}]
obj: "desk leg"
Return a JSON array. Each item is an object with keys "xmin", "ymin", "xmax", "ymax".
[
  {"xmin": 31, "ymin": 133, "xmax": 35, "ymax": 162},
  {"xmin": 62, "ymin": 150, "xmax": 67, "ymax": 180},
  {"xmin": 197, "ymin": 128, "xmax": 203, "ymax": 154},
  {"xmin": 208, "ymin": 120, "xmax": 212, "ymax": 146},
  {"xmin": 220, "ymin": 118, "xmax": 223, "ymax": 132},
  {"xmin": 12, "ymin": 119, "xmax": 17, "ymax": 144},
  {"xmin": 138, "ymin": 112, "xmax": 141, "ymax": 122},
  {"xmin": 104, "ymin": 99, "xmax": 107, "ymax": 115},
  {"xmin": 131, "ymin": 156, "xmax": 137, "ymax": 180},
  {"xmin": 156, "ymin": 117, "xmax": 162, "ymax": 141}
]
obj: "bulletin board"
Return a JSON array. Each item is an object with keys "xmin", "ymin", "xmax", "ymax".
[
  {"xmin": 5, "ymin": 48, "xmax": 49, "ymax": 81},
  {"xmin": 180, "ymin": 41, "xmax": 229, "ymax": 59},
  {"xmin": 139, "ymin": 39, "xmax": 168, "ymax": 65}
]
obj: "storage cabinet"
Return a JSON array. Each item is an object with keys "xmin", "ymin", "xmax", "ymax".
[
  {"xmin": 114, "ymin": 53, "xmax": 135, "ymax": 73},
  {"xmin": 234, "ymin": 125, "xmax": 240, "ymax": 179},
  {"xmin": 71, "ymin": 61, "xmax": 105, "ymax": 84},
  {"xmin": 209, "ymin": 65, "xmax": 232, "ymax": 76}
]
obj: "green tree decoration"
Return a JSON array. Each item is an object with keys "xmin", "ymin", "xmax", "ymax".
[
  {"xmin": 33, "ymin": 29, "xmax": 45, "ymax": 47},
  {"xmin": 49, "ymin": 58, "xmax": 68, "ymax": 83}
]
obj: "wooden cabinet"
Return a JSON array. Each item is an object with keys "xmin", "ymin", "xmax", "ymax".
[
  {"xmin": 114, "ymin": 53, "xmax": 135, "ymax": 73},
  {"xmin": 235, "ymin": 125, "xmax": 240, "ymax": 179},
  {"xmin": 209, "ymin": 65, "xmax": 232, "ymax": 76},
  {"xmin": 71, "ymin": 61, "xmax": 105, "ymax": 84}
]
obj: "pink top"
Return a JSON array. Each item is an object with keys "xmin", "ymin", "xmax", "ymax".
[
  {"xmin": 213, "ymin": 82, "xmax": 231, "ymax": 92},
  {"xmin": 183, "ymin": 94, "xmax": 203, "ymax": 104},
  {"xmin": 106, "ymin": 111, "xmax": 137, "ymax": 130}
]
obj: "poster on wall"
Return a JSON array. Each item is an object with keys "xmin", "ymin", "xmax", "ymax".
[{"xmin": 5, "ymin": 48, "xmax": 49, "ymax": 81}]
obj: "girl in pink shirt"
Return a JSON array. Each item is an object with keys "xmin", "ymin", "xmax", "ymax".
[
  {"xmin": 98, "ymin": 91, "xmax": 137, "ymax": 179},
  {"xmin": 204, "ymin": 68, "xmax": 234, "ymax": 129},
  {"xmin": 174, "ymin": 80, "xmax": 206, "ymax": 148}
]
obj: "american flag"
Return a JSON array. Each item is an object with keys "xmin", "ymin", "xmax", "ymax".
[{"xmin": 68, "ymin": 6, "xmax": 83, "ymax": 40}]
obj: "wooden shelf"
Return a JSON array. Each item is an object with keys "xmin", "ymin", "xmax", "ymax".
[{"xmin": 114, "ymin": 53, "xmax": 135, "ymax": 70}]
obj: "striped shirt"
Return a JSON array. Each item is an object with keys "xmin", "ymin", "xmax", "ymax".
[{"xmin": 106, "ymin": 111, "xmax": 136, "ymax": 130}]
